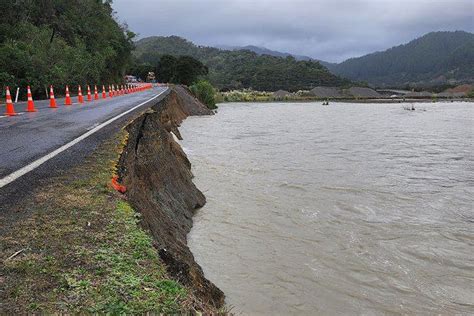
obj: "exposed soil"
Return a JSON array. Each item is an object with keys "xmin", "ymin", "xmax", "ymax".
[{"xmin": 117, "ymin": 88, "xmax": 225, "ymax": 308}]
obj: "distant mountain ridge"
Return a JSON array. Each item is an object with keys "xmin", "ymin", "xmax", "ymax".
[
  {"xmin": 327, "ymin": 31, "xmax": 474, "ymax": 87},
  {"xmin": 134, "ymin": 31, "xmax": 473, "ymax": 89},
  {"xmin": 217, "ymin": 31, "xmax": 474, "ymax": 87}
]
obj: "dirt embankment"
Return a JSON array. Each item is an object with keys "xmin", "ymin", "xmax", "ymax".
[{"xmin": 116, "ymin": 87, "xmax": 224, "ymax": 308}]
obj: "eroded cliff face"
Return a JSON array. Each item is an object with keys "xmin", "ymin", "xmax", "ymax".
[{"xmin": 116, "ymin": 87, "xmax": 224, "ymax": 308}]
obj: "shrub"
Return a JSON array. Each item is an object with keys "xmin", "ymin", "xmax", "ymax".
[
  {"xmin": 190, "ymin": 80, "xmax": 217, "ymax": 109},
  {"xmin": 467, "ymin": 89, "xmax": 474, "ymax": 98}
]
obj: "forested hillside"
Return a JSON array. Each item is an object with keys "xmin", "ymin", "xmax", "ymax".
[
  {"xmin": 328, "ymin": 31, "xmax": 474, "ymax": 87},
  {"xmin": 218, "ymin": 45, "xmax": 313, "ymax": 61},
  {"xmin": 134, "ymin": 36, "xmax": 350, "ymax": 91},
  {"xmin": 218, "ymin": 45, "xmax": 336, "ymax": 68},
  {"xmin": 0, "ymin": 0, "xmax": 135, "ymax": 96}
]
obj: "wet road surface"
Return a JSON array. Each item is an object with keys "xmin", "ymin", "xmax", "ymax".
[
  {"xmin": 0, "ymin": 87, "xmax": 169, "ymax": 224},
  {"xmin": 0, "ymin": 87, "xmax": 168, "ymax": 180}
]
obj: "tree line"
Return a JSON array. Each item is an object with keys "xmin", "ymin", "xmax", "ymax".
[
  {"xmin": 133, "ymin": 36, "xmax": 351, "ymax": 91},
  {"xmin": 128, "ymin": 55, "xmax": 208, "ymax": 86},
  {"xmin": 0, "ymin": 0, "xmax": 134, "ymax": 98}
]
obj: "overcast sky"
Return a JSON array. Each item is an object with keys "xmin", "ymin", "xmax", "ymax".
[{"xmin": 112, "ymin": 0, "xmax": 473, "ymax": 62}]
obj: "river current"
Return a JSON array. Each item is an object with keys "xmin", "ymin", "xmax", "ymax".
[{"xmin": 180, "ymin": 101, "xmax": 473, "ymax": 315}]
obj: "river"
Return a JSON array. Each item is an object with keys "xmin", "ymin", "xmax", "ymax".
[{"xmin": 180, "ymin": 101, "xmax": 474, "ymax": 315}]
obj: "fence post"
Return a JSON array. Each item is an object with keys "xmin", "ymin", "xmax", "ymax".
[{"xmin": 15, "ymin": 87, "xmax": 20, "ymax": 103}]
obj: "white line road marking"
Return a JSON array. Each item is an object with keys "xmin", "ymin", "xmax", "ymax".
[
  {"xmin": 0, "ymin": 89, "xmax": 167, "ymax": 189},
  {"xmin": 87, "ymin": 123, "xmax": 100, "ymax": 131},
  {"xmin": 0, "ymin": 112, "xmax": 25, "ymax": 118}
]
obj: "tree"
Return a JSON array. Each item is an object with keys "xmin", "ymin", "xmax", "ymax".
[
  {"xmin": 128, "ymin": 60, "xmax": 154, "ymax": 81},
  {"xmin": 175, "ymin": 56, "xmax": 208, "ymax": 86},
  {"xmin": 151, "ymin": 55, "xmax": 207, "ymax": 86},
  {"xmin": 156, "ymin": 55, "xmax": 178, "ymax": 83}
]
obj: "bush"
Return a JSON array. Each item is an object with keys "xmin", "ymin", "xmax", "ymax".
[
  {"xmin": 190, "ymin": 80, "xmax": 217, "ymax": 109},
  {"xmin": 0, "ymin": 1, "xmax": 134, "ymax": 99}
]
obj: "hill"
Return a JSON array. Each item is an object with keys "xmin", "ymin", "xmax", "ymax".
[
  {"xmin": 218, "ymin": 45, "xmax": 336, "ymax": 69},
  {"xmin": 133, "ymin": 36, "xmax": 350, "ymax": 91},
  {"xmin": 327, "ymin": 31, "xmax": 474, "ymax": 87}
]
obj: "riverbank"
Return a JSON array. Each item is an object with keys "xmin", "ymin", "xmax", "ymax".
[
  {"xmin": 217, "ymin": 89, "xmax": 473, "ymax": 103},
  {"xmin": 219, "ymin": 96, "xmax": 473, "ymax": 104},
  {"xmin": 0, "ymin": 87, "xmax": 224, "ymax": 313}
]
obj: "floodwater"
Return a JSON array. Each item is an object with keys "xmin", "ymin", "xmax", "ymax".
[{"xmin": 180, "ymin": 101, "xmax": 474, "ymax": 315}]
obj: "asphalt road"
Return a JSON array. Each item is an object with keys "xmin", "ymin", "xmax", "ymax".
[{"xmin": 0, "ymin": 87, "xmax": 169, "ymax": 217}]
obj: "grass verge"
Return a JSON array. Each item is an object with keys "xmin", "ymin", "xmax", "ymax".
[{"xmin": 0, "ymin": 131, "xmax": 202, "ymax": 314}]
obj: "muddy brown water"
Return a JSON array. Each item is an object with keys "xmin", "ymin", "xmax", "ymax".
[{"xmin": 180, "ymin": 101, "xmax": 474, "ymax": 315}]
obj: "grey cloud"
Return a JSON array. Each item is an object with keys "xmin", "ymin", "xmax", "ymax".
[{"xmin": 113, "ymin": 0, "xmax": 474, "ymax": 62}]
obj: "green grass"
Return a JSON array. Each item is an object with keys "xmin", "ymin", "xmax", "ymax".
[
  {"xmin": 55, "ymin": 201, "xmax": 188, "ymax": 314},
  {"xmin": 0, "ymin": 133, "xmax": 197, "ymax": 314}
]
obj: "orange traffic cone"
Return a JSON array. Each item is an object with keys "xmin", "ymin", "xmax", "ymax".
[
  {"xmin": 121, "ymin": 85, "xmax": 125, "ymax": 95},
  {"xmin": 26, "ymin": 86, "xmax": 37, "ymax": 112},
  {"xmin": 49, "ymin": 85, "xmax": 57, "ymax": 108},
  {"xmin": 94, "ymin": 85, "xmax": 99, "ymax": 100},
  {"xmin": 102, "ymin": 85, "xmax": 106, "ymax": 99},
  {"xmin": 78, "ymin": 86, "xmax": 84, "ymax": 103},
  {"xmin": 87, "ymin": 85, "xmax": 92, "ymax": 102},
  {"xmin": 4, "ymin": 86, "xmax": 17, "ymax": 116},
  {"xmin": 108, "ymin": 85, "xmax": 113, "ymax": 98},
  {"xmin": 65, "ymin": 85, "xmax": 72, "ymax": 106}
]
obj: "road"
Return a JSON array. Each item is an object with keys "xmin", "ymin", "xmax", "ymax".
[{"xmin": 0, "ymin": 87, "xmax": 169, "ymax": 211}]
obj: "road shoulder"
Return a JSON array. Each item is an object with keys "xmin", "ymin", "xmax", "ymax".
[{"xmin": 0, "ymin": 129, "xmax": 218, "ymax": 313}]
